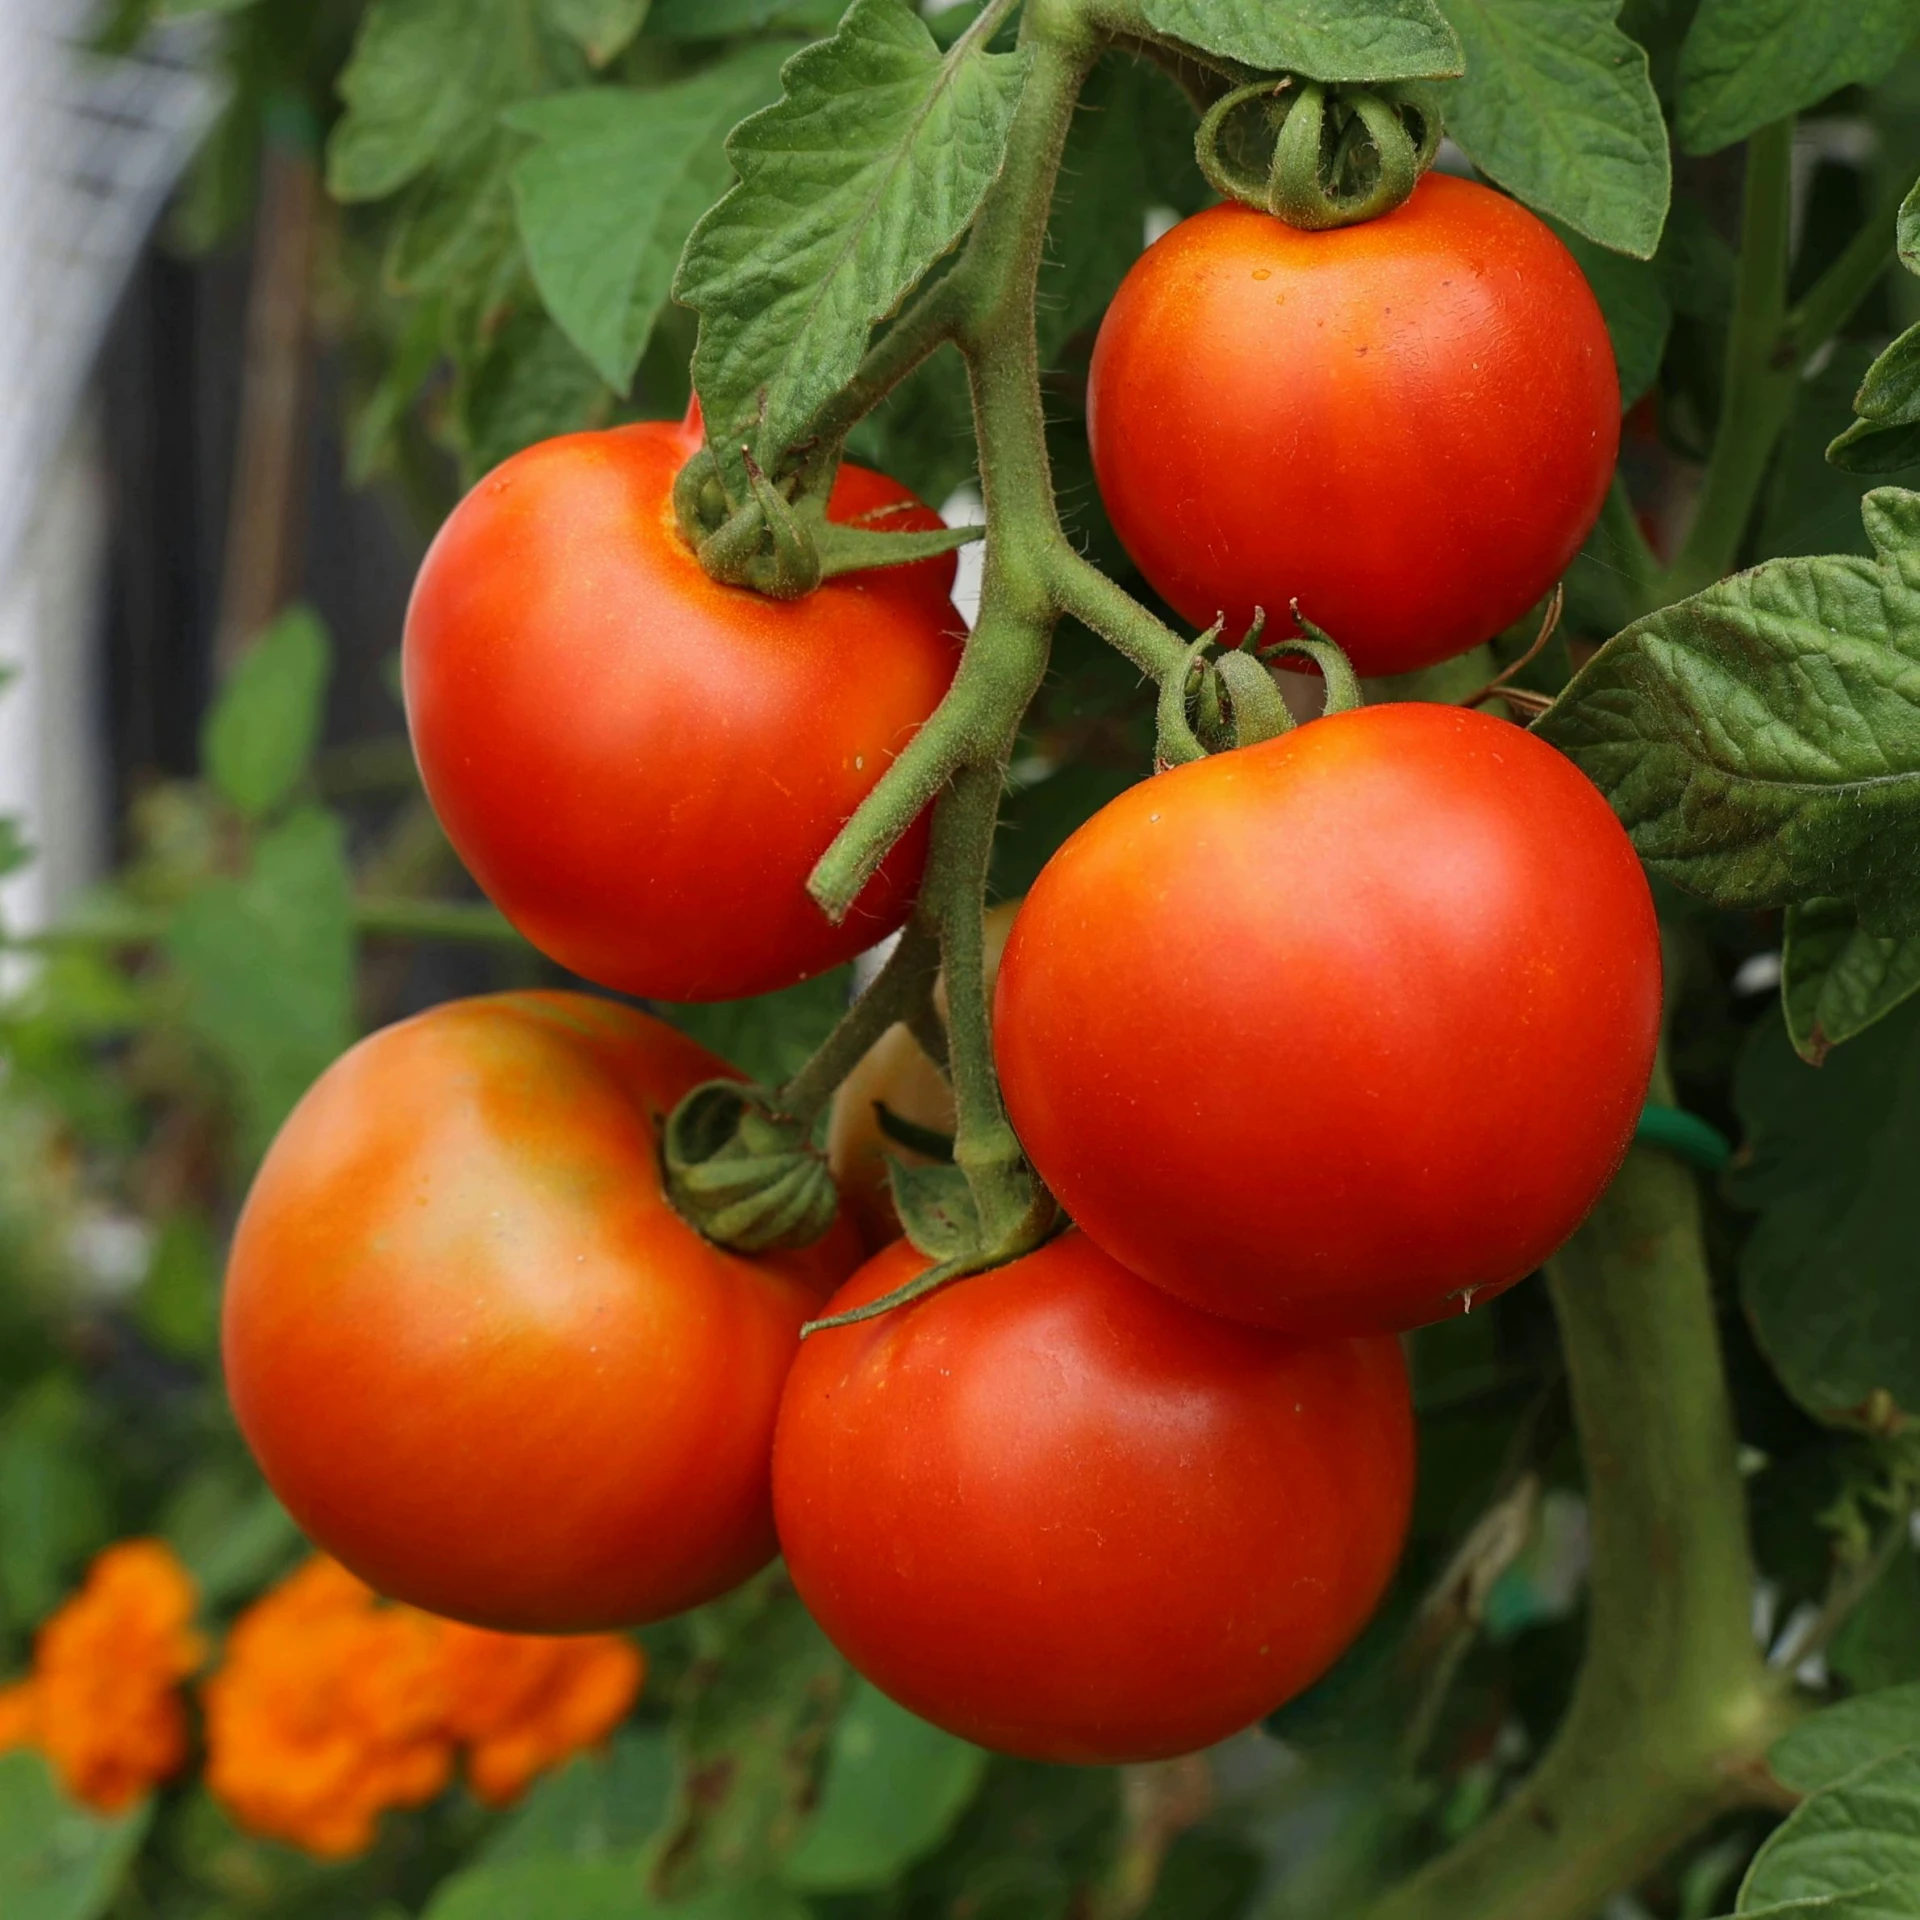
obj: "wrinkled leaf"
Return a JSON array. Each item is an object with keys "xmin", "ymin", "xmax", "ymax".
[
  {"xmin": 1678, "ymin": 0, "xmax": 1920, "ymax": 157},
  {"xmin": 647, "ymin": 0, "xmax": 837, "ymax": 31},
  {"xmin": 1437, "ymin": 0, "xmax": 1671, "ymax": 258},
  {"xmin": 1738, "ymin": 1745, "xmax": 1920, "ymax": 1913},
  {"xmin": 1783, "ymin": 896, "xmax": 1920, "ymax": 1063},
  {"xmin": 200, "ymin": 605, "xmax": 330, "ymax": 822},
  {"xmin": 454, "ymin": 311, "xmax": 611, "ymax": 483},
  {"xmin": 167, "ymin": 808, "xmax": 356, "ymax": 1160},
  {"xmin": 505, "ymin": 49, "xmax": 787, "ymax": 392},
  {"xmin": 785, "ymin": 1681, "xmax": 988, "ymax": 1891},
  {"xmin": 546, "ymin": 0, "xmax": 650, "ymax": 65},
  {"xmin": 1536, "ymin": 488, "xmax": 1920, "ymax": 937},
  {"xmin": 1775, "ymin": 1685, "xmax": 1920, "ymax": 1796},
  {"xmin": 0, "ymin": 1751, "xmax": 149, "ymax": 1920},
  {"xmin": 1139, "ymin": 0, "xmax": 1462, "ymax": 81},
  {"xmin": 1731, "ymin": 1001, "xmax": 1920, "ymax": 1422},
  {"xmin": 676, "ymin": 0, "xmax": 1029, "ymax": 485},
  {"xmin": 1554, "ymin": 220, "xmax": 1671, "ymax": 404}
]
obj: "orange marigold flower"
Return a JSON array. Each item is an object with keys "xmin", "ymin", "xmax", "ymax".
[
  {"xmin": 0, "ymin": 1540, "xmax": 205, "ymax": 1813},
  {"xmin": 440, "ymin": 1622, "xmax": 644, "ymax": 1808},
  {"xmin": 203, "ymin": 1557, "xmax": 454, "ymax": 1858}
]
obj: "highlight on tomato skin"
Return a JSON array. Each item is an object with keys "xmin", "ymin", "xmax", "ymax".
[
  {"xmin": 772, "ymin": 1231, "xmax": 1416, "ymax": 1766},
  {"xmin": 1087, "ymin": 173, "xmax": 1620, "ymax": 677},
  {"xmin": 401, "ymin": 414, "xmax": 964, "ymax": 1004},
  {"xmin": 991, "ymin": 702, "xmax": 1662, "ymax": 1338},
  {"xmin": 221, "ymin": 991, "xmax": 863, "ymax": 1636}
]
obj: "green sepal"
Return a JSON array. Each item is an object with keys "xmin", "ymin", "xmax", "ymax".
[
  {"xmin": 813, "ymin": 519, "xmax": 984, "ymax": 581},
  {"xmin": 662, "ymin": 1079, "xmax": 840, "ymax": 1252}
]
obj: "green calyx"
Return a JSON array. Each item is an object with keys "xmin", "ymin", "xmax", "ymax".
[
  {"xmin": 1157, "ymin": 605, "xmax": 1364, "ymax": 766},
  {"xmin": 662, "ymin": 1079, "xmax": 839, "ymax": 1252},
  {"xmin": 1196, "ymin": 75, "xmax": 1442, "ymax": 231},
  {"xmin": 671, "ymin": 442, "xmax": 981, "ymax": 600}
]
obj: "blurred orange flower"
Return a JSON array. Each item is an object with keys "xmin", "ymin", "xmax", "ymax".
[
  {"xmin": 203, "ymin": 1556, "xmax": 452, "ymax": 1858},
  {"xmin": 441, "ymin": 1621, "xmax": 645, "ymax": 1807},
  {"xmin": 0, "ymin": 1539, "xmax": 204, "ymax": 1812},
  {"xmin": 203, "ymin": 1555, "xmax": 644, "ymax": 1854}
]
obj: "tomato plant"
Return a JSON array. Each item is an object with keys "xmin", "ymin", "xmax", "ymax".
[
  {"xmin": 12, "ymin": 0, "xmax": 1920, "ymax": 1917},
  {"xmin": 774, "ymin": 1231, "xmax": 1414, "ymax": 1763},
  {"xmin": 223, "ymin": 993, "xmax": 858, "ymax": 1631},
  {"xmin": 1087, "ymin": 176, "xmax": 1620, "ymax": 675},
  {"xmin": 993, "ymin": 702, "xmax": 1662, "ymax": 1333},
  {"xmin": 403, "ymin": 414, "xmax": 962, "ymax": 1001}
]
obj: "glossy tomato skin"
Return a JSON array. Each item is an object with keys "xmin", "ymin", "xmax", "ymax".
[
  {"xmin": 404, "ymin": 418, "xmax": 963, "ymax": 1001},
  {"xmin": 775, "ymin": 1232, "xmax": 1413, "ymax": 1763},
  {"xmin": 993, "ymin": 703, "xmax": 1661, "ymax": 1336},
  {"xmin": 1087, "ymin": 175, "xmax": 1619, "ymax": 676},
  {"xmin": 223, "ymin": 992, "xmax": 861, "ymax": 1632}
]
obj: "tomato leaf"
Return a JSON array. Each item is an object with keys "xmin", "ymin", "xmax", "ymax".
[
  {"xmin": 1782, "ymin": 897, "xmax": 1920, "ymax": 1064},
  {"xmin": 1138, "ymin": 0, "xmax": 1463, "ymax": 83},
  {"xmin": 1730, "ymin": 1001, "xmax": 1920, "ymax": 1424},
  {"xmin": 1435, "ymin": 0, "xmax": 1671, "ymax": 259},
  {"xmin": 1736, "ymin": 1745, "xmax": 1920, "ymax": 1913},
  {"xmin": 784, "ymin": 1680, "xmax": 989, "ymax": 1891},
  {"xmin": 545, "ymin": 0, "xmax": 650, "ymax": 66},
  {"xmin": 478, "ymin": 1732, "xmax": 676, "ymax": 1866},
  {"xmin": 647, "ymin": 0, "xmax": 839, "ymax": 33},
  {"xmin": 1677, "ymin": 0, "xmax": 1920, "ymax": 159},
  {"xmin": 166, "ymin": 808, "xmax": 356, "ymax": 1161},
  {"xmin": 1536, "ymin": 488, "xmax": 1920, "ymax": 938},
  {"xmin": 1774, "ymin": 1686, "xmax": 1920, "ymax": 1796},
  {"xmin": 199, "ymin": 605, "xmax": 330, "ymax": 822},
  {"xmin": 674, "ymin": 0, "xmax": 1030, "ymax": 487},
  {"xmin": 426, "ymin": 1856, "xmax": 804, "ymax": 1920},
  {"xmin": 452, "ymin": 310, "xmax": 612, "ymax": 483},
  {"xmin": 504, "ymin": 49, "xmax": 788, "ymax": 394},
  {"xmin": 0, "ymin": 1751, "xmax": 150, "ymax": 1920}
]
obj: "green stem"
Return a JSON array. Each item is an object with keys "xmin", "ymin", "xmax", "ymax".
[
  {"xmin": 771, "ymin": 917, "xmax": 940, "ymax": 1124},
  {"xmin": 1599, "ymin": 474, "xmax": 1659, "ymax": 616},
  {"xmin": 1665, "ymin": 120, "xmax": 1796, "ymax": 600},
  {"xmin": 1365, "ymin": 1075, "xmax": 1787, "ymax": 1920}
]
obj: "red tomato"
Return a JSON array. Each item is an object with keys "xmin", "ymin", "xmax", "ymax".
[
  {"xmin": 1087, "ymin": 175, "xmax": 1619, "ymax": 676},
  {"xmin": 223, "ymin": 993, "xmax": 861, "ymax": 1632},
  {"xmin": 404, "ymin": 417, "xmax": 963, "ymax": 1001},
  {"xmin": 774, "ymin": 1232, "xmax": 1413, "ymax": 1762},
  {"xmin": 992, "ymin": 703, "xmax": 1661, "ymax": 1335}
]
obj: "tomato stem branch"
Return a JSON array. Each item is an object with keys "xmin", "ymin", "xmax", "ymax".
[{"xmin": 1364, "ymin": 1064, "xmax": 1789, "ymax": 1920}]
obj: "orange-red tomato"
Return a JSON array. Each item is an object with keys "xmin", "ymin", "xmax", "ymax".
[
  {"xmin": 404, "ymin": 417, "xmax": 962, "ymax": 1001},
  {"xmin": 223, "ymin": 993, "xmax": 861, "ymax": 1632},
  {"xmin": 1087, "ymin": 175, "xmax": 1619, "ymax": 676},
  {"xmin": 993, "ymin": 703, "xmax": 1661, "ymax": 1336},
  {"xmin": 774, "ymin": 1232, "xmax": 1414, "ymax": 1763}
]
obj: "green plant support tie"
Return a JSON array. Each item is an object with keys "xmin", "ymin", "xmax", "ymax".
[{"xmin": 1634, "ymin": 1103, "xmax": 1734, "ymax": 1174}]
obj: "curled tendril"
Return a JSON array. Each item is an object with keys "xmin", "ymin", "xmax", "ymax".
[{"xmin": 1196, "ymin": 76, "xmax": 1443, "ymax": 231}]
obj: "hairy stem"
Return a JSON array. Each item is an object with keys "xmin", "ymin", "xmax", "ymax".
[{"xmin": 1365, "ymin": 1075, "xmax": 1787, "ymax": 1920}]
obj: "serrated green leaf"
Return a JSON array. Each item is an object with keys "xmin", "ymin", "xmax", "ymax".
[
  {"xmin": 1738, "ymin": 1745, "xmax": 1920, "ymax": 1913},
  {"xmin": 505, "ymin": 49, "xmax": 787, "ymax": 393},
  {"xmin": 1832, "ymin": 328, "xmax": 1920, "ymax": 477},
  {"xmin": 1437, "ymin": 0, "xmax": 1671, "ymax": 259},
  {"xmin": 0, "ymin": 1751, "xmax": 150, "ymax": 1920},
  {"xmin": 1139, "ymin": 0, "xmax": 1462, "ymax": 82},
  {"xmin": 384, "ymin": 134, "xmax": 522, "ymax": 297},
  {"xmin": 1553, "ymin": 220, "xmax": 1671, "ymax": 404},
  {"xmin": 1774, "ymin": 1685, "xmax": 1920, "ymax": 1795},
  {"xmin": 1731, "ymin": 1001, "xmax": 1920, "ymax": 1422},
  {"xmin": 1677, "ymin": 0, "xmax": 1920, "ymax": 158},
  {"xmin": 1783, "ymin": 896, "xmax": 1920, "ymax": 1063},
  {"xmin": 1535, "ymin": 488, "xmax": 1920, "ymax": 937},
  {"xmin": 200, "ymin": 606, "xmax": 330, "ymax": 821},
  {"xmin": 785, "ymin": 1681, "xmax": 988, "ymax": 1892},
  {"xmin": 167, "ymin": 808, "xmax": 355, "ymax": 1160},
  {"xmin": 546, "ymin": 0, "xmax": 649, "ymax": 65},
  {"xmin": 675, "ymin": 0, "xmax": 1029, "ymax": 485}
]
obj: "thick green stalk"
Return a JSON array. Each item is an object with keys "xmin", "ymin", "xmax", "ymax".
[
  {"xmin": 1664, "ymin": 120, "xmax": 1796, "ymax": 600},
  {"xmin": 1365, "ymin": 1082, "xmax": 1787, "ymax": 1920}
]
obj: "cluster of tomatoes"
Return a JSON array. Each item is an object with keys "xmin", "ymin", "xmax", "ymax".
[{"xmin": 222, "ymin": 175, "xmax": 1659, "ymax": 1765}]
